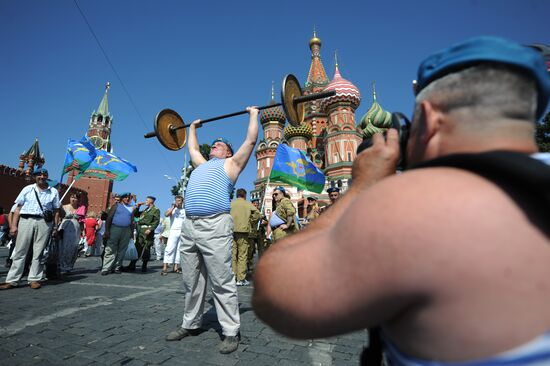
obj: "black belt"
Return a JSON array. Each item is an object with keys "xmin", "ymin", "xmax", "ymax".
[{"xmin": 20, "ymin": 214, "xmax": 43, "ymax": 219}]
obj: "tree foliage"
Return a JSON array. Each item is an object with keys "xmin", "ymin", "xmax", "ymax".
[{"xmin": 536, "ymin": 112, "xmax": 550, "ymax": 152}]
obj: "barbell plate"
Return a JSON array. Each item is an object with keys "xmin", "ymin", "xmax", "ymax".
[
  {"xmin": 154, "ymin": 109, "xmax": 187, "ymax": 151},
  {"xmin": 281, "ymin": 74, "xmax": 304, "ymax": 127}
]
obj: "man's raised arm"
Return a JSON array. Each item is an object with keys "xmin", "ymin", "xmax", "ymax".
[
  {"xmin": 226, "ymin": 107, "xmax": 259, "ymax": 181},
  {"xmin": 188, "ymin": 120, "xmax": 208, "ymax": 167}
]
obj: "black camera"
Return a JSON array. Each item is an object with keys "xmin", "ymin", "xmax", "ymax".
[
  {"xmin": 43, "ymin": 210, "xmax": 54, "ymax": 223},
  {"xmin": 356, "ymin": 112, "xmax": 411, "ymax": 171}
]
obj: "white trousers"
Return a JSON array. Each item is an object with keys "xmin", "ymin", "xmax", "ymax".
[
  {"xmin": 6, "ymin": 217, "xmax": 52, "ymax": 284},
  {"xmin": 179, "ymin": 213, "xmax": 240, "ymax": 336},
  {"xmin": 163, "ymin": 229, "xmax": 181, "ymax": 264}
]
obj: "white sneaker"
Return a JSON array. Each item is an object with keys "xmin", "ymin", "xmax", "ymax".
[{"xmin": 236, "ymin": 280, "xmax": 250, "ymax": 286}]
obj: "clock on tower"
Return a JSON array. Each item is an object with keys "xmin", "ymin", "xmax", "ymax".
[{"xmin": 89, "ymin": 135, "xmax": 105, "ymax": 149}]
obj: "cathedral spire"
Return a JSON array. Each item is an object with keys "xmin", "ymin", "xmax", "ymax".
[
  {"xmin": 372, "ymin": 81, "xmax": 377, "ymax": 101},
  {"xmin": 305, "ymin": 28, "xmax": 329, "ymax": 90}
]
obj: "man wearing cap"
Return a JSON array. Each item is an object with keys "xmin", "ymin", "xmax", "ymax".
[
  {"xmin": 101, "ymin": 192, "xmax": 136, "ymax": 275},
  {"xmin": 253, "ymin": 36, "xmax": 550, "ymax": 365},
  {"xmin": 165, "ymin": 107, "xmax": 259, "ymax": 354},
  {"xmin": 125, "ymin": 196, "xmax": 160, "ymax": 273},
  {"xmin": 326, "ymin": 187, "xmax": 340, "ymax": 206},
  {"xmin": 0, "ymin": 168, "xmax": 61, "ymax": 290},
  {"xmin": 270, "ymin": 186, "xmax": 297, "ymax": 242}
]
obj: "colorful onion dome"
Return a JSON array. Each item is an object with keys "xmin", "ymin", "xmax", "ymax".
[
  {"xmin": 284, "ymin": 122, "xmax": 313, "ymax": 140},
  {"xmin": 320, "ymin": 64, "xmax": 361, "ymax": 111},
  {"xmin": 260, "ymin": 84, "xmax": 286, "ymax": 125},
  {"xmin": 360, "ymin": 84, "xmax": 393, "ymax": 138}
]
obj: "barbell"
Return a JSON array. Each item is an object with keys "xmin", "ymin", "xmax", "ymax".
[{"xmin": 143, "ymin": 74, "xmax": 336, "ymax": 151}]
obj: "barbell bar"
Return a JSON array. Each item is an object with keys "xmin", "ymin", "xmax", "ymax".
[{"xmin": 143, "ymin": 74, "xmax": 336, "ymax": 151}]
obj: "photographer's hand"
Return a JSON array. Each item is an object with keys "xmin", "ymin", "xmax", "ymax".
[{"xmin": 352, "ymin": 129, "xmax": 400, "ymax": 190}]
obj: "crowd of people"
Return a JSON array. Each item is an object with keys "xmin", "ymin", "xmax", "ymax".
[{"xmin": 1, "ymin": 36, "xmax": 549, "ymax": 363}]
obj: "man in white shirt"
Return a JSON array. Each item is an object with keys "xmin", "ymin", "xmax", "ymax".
[
  {"xmin": 161, "ymin": 195, "xmax": 185, "ymax": 274},
  {"xmin": 0, "ymin": 168, "xmax": 60, "ymax": 290}
]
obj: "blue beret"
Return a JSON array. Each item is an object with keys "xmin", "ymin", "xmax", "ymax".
[
  {"xmin": 211, "ymin": 138, "xmax": 234, "ymax": 154},
  {"xmin": 120, "ymin": 192, "xmax": 132, "ymax": 198},
  {"xmin": 274, "ymin": 186, "xmax": 286, "ymax": 194},
  {"xmin": 32, "ymin": 168, "xmax": 48, "ymax": 176},
  {"xmin": 416, "ymin": 36, "xmax": 550, "ymax": 120},
  {"xmin": 146, "ymin": 196, "xmax": 156, "ymax": 201},
  {"xmin": 327, "ymin": 187, "xmax": 340, "ymax": 194}
]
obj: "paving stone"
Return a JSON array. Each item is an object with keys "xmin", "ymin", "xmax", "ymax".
[{"xmin": 0, "ymin": 248, "xmax": 364, "ymax": 365}]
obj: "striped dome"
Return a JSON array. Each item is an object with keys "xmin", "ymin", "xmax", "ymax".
[
  {"xmin": 320, "ymin": 65, "xmax": 361, "ymax": 111},
  {"xmin": 360, "ymin": 92, "xmax": 392, "ymax": 138}
]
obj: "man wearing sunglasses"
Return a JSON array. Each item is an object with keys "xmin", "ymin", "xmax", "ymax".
[{"xmin": 253, "ymin": 37, "xmax": 550, "ymax": 365}]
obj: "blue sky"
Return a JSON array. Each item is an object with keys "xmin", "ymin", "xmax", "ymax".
[{"xmin": 1, "ymin": 0, "xmax": 548, "ymax": 211}]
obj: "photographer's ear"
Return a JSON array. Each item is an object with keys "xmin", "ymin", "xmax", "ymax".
[{"xmin": 419, "ymin": 100, "xmax": 444, "ymax": 144}]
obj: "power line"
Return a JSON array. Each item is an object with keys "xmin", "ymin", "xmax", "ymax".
[{"xmin": 72, "ymin": 0, "xmax": 180, "ymax": 178}]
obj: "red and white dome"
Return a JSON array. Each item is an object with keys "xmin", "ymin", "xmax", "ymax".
[{"xmin": 320, "ymin": 65, "xmax": 361, "ymax": 111}]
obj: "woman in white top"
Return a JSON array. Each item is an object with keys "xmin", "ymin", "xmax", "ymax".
[{"xmin": 161, "ymin": 195, "xmax": 185, "ymax": 275}]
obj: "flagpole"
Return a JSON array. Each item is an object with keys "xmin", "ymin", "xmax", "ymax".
[{"xmin": 59, "ymin": 178, "xmax": 78, "ymax": 202}]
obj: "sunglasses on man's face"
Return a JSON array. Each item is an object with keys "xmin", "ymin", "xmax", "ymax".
[{"xmin": 272, "ymin": 193, "xmax": 279, "ymax": 196}]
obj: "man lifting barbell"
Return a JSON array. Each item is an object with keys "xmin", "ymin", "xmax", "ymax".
[
  {"xmin": 164, "ymin": 106, "xmax": 259, "ymax": 354},
  {"xmin": 148, "ymin": 74, "xmax": 337, "ymax": 354}
]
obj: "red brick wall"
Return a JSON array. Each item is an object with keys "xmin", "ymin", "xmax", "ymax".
[
  {"xmin": 0, "ymin": 165, "xmax": 88, "ymax": 210},
  {"xmin": 68, "ymin": 174, "xmax": 112, "ymax": 214}
]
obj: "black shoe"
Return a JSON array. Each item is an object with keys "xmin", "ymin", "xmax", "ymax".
[
  {"xmin": 100, "ymin": 271, "xmax": 109, "ymax": 276},
  {"xmin": 113, "ymin": 267, "xmax": 121, "ymax": 274},
  {"xmin": 121, "ymin": 266, "xmax": 135, "ymax": 272},
  {"xmin": 141, "ymin": 262, "xmax": 148, "ymax": 273}
]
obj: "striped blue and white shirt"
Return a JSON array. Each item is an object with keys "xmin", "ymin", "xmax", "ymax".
[
  {"xmin": 15, "ymin": 184, "xmax": 60, "ymax": 216},
  {"xmin": 185, "ymin": 158, "xmax": 234, "ymax": 217},
  {"xmin": 384, "ymin": 330, "xmax": 550, "ymax": 366}
]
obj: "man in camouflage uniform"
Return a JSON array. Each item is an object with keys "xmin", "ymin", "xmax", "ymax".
[
  {"xmin": 126, "ymin": 196, "xmax": 160, "ymax": 273},
  {"xmin": 247, "ymin": 198, "xmax": 263, "ymax": 275},
  {"xmin": 230, "ymin": 189, "xmax": 260, "ymax": 286},
  {"xmin": 270, "ymin": 186, "xmax": 297, "ymax": 242}
]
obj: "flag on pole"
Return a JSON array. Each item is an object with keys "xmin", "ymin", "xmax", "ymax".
[
  {"xmin": 269, "ymin": 144, "xmax": 325, "ymax": 193},
  {"xmin": 61, "ymin": 138, "xmax": 97, "ymax": 180},
  {"xmin": 82, "ymin": 149, "xmax": 137, "ymax": 181}
]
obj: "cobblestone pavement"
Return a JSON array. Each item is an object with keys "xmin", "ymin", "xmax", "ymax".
[{"xmin": 0, "ymin": 246, "xmax": 367, "ymax": 365}]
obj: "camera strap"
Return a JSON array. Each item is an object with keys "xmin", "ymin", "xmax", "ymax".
[{"xmin": 33, "ymin": 187, "xmax": 47, "ymax": 217}]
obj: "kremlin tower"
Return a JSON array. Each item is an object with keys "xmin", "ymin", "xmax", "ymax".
[
  {"xmin": 67, "ymin": 83, "xmax": 114, "ymax": 213},
  {"xmin": 18, "ymin": 139, "xmax": 45, "ymax": 176}
]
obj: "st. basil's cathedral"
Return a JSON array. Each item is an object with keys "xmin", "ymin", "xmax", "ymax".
[{"xmin": 252, "ymin": 31, "xmax": 393, "ymax": 217}]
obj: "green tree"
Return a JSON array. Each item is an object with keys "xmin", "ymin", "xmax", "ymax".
[
  {"xmin": 199, "ymin": 144, "xmax": 211, "ymax": 161},
  {"xmin": 536, "ymin": 112, "xmax": 550, "ymax": 152},
  {"xmin": 170, "ymin": 182, "xmax": 182, "ymax": 197}
]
